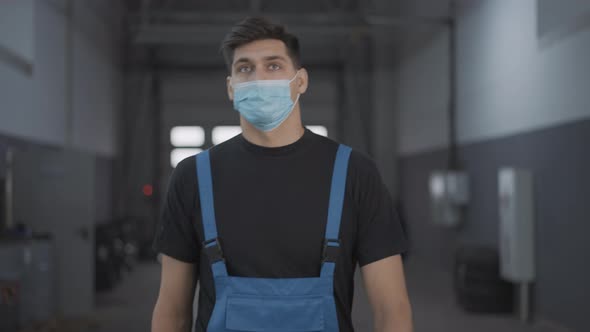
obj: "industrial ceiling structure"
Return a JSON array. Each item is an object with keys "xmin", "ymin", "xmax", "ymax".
[{"xmin": 122, "ymin": 0, "xmax": 452, "ymax": 69}]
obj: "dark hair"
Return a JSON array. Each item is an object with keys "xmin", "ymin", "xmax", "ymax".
[{"xmin": 221, "ymin": 17, "xmax": 301, "ymax": 72}]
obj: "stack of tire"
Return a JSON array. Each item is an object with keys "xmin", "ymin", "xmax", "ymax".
[
  {"xmin": 95, "ymin": 223, "xmax": 121, "ymax": 291},
  {"xmin": 454, "ymin": 246, "xmax": 514, "ymax": 313},
  {"xmin": 94, "ymin": 217, "xmax": 147, "ymax": 292}
]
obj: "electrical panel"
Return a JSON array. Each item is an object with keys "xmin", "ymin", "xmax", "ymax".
[
  {"xmin": 498, "ymin": 168, "xmax": 535, "ymax": 282},
  {"xmin": 430, "ymin": 171, "xmax": 469, "ymax": 227}
]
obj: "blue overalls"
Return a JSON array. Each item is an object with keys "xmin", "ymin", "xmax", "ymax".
[{"xmin": 196, "ymin": 144, "xmax": 352, "ymax": 332}]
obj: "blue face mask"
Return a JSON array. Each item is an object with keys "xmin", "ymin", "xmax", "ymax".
[{"xmin": 231, "ymin": 72, "xmax": 300, "ymax": 132}]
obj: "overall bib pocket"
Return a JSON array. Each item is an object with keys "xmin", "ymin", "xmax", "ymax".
[{"xmin": 225, "ymin": 295, "xmax": 325, "ymax": 331}]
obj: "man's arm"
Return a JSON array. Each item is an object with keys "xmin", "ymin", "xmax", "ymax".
[
  {"xmin": 152, "ymin": 254, "xmax": 197, "ymax": 332},
  {"xmin": 361, "ymin": 255, "xmax": 413, "ymax": 332}
]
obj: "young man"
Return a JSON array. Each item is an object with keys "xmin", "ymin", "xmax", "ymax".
[{"xmin": 152, "ymin": 17, "xmax": 413, "ymax": 332}]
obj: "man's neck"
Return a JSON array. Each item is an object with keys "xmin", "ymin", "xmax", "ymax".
[{"xmin": 241, "ymin": 108, "xmax": 305, "ymax": 148}]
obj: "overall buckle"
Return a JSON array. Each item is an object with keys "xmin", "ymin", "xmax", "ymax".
[
  {"xmin": 202, "ymin": 237, "xmax": 224, "ymax": 264},
  {"xmin": 322, "ymin": 238, "xmax": 340, "ymax": 263}
]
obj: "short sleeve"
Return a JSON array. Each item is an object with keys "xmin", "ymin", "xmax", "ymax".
[
  {"xmin": 351, "ymin": 152, "xmax": 409, "ymax": 267},
  {"xmin": 152, "ymin": 156, "xmax": 201, "ymax": 264}
]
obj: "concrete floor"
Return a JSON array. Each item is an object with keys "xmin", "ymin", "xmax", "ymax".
[{"xmin": 91, "ymin": 258, "xmax": 574, "ymax": 332}]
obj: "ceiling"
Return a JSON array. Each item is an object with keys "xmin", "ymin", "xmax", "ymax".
[
  {"xmin": 125, "ymin": 0, "xmax": 363, "ymax": 13},
  {"xmin": 123, "ymin": 0, "xmax": 451, "ymax": 69}
]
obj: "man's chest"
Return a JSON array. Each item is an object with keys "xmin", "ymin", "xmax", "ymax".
[
  {"xmin": 203, "ymin": 168, "xmax": 356, "ymax": 277},
  {"xmin": 198, "ymin": 150, "xmax": 358, "ymax": 275}
]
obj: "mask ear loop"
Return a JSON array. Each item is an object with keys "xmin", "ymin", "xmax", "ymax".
[
  {"xmin": 289, "ymin": 70, "xmax": 300, "ymax": 84},
  {"xmin": 292, "ymin": 93, "xmax": 301, "ymax": 107},
  {"xmin": 290, "ymin": 70, "xmax": 301, "ymax": 106}
]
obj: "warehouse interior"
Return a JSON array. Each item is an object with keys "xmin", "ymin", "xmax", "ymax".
[{"xmin": 1, "ymin": 0, "xmax": 589, "ymax": 331}]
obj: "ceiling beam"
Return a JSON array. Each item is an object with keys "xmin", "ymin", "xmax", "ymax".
[
  {"xmin": 132, "ymin": 10, "xmax": 449, "ymax": 25},
  {"xmin": 130, "ymin": 11, "xmax": 450, "ymax": 45},
  {"xmin": 139, "ymin": 11, "xmax": 366, "ymax": 25},
  {"xmin": 133, "ymin": 24, "xmax": 374, "ymax": 45}
]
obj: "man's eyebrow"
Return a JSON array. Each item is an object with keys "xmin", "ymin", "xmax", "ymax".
[
  {"xmin": 263, "ymin": 55, "xmax": 287, "ymax": 62},
  {"xmin": 233, "ymin": 57, "xmax": 251, "ymax": 66},
  {"xmin": 233, "ymin": 55, "xmax": 287, "ymax": 67}
]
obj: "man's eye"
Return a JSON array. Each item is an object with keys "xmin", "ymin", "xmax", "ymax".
[
  {"xmin": 269, "ymin": 64, "xmax": 280, "ymax": 71},
  {"xmin": 238, "ymin": 66, "xmax": 251, "ymax": 73}
]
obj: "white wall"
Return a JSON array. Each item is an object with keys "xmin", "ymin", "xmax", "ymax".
[
  {"xmin": 538, "ymin": 0, "xmax": 590, "ymax": 38},
  {"xmin": 0, "ymin": 0, "xmax": 122, "ymax": 157},
  {"xmin": 396, "ymin": 28, "xmax": 450, "ymax": 155},
  {"xmin": 397, "ymin": 0, "xmax": 590, "ymax": 155},
  {"xmin": 0, "ymin": 0, "xmax": 35, "ymax": 64}
]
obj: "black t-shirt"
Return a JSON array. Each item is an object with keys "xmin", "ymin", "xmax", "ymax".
[{"xmin": 153, "ymin": 128, "xmax": 408, "ymax": 332}]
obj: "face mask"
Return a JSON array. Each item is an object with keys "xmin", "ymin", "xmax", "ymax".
[{"xmin": 231, "ymin": 71, "xmax": 300, "ymax": 132}]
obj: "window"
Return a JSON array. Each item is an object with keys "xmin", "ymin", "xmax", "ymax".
[
  {"xmin": 170, "ymin": 126, "xmax": 204, "ymax": 168},
  {"xmin": 212, "ymin": 126, "xmax": 242, "ymax": 145},
  {"xmin": 211, "ymin": 125, "xmax": 327, "ymax": 145},
  {"xmin": 170, "ymin": 125, "xmax": 329, "ymax": 167},
  {"xmin": 170, "ymin": 126, "xmax": 205, "ymax": 147},
  {"xmin": 170, "ymin": 148, "xmax": 202, "ymax": 168}
]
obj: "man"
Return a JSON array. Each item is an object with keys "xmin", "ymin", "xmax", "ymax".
[{"xmin": 152, "ymin": 17, "xmax": 413, "ymax": 332}]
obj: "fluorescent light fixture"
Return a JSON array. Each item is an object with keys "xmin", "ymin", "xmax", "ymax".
[
  {"xmin": 170, "ymin": 148, "xmax": 202, "ymax": 168},
  {"xmin": 212, "ymin": 126, "xmax": 242, "ymax": 145},
  {"xmin": 170, "ymin": 126, "xmax": 205, "ymax": 147}
]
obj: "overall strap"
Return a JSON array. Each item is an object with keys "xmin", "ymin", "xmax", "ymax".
[
  {"xmin": 196, "ymin": 151, "xmax": 228, "ymax": 277},
  {"xmin": 321, "ymin": 144, "xmax": 352, "ymax": 277}
]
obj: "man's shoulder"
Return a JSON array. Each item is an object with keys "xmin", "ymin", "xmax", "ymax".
[
  {"xmin": 176, "ymin": 134, "xmax": 242, "ymax": 172},
  {"xmin": 346, "ymin": 149, "xmax": 382, "ymax": 186},
  {"xmin": 170, "ymin": 155, "xmax": 198, "ymax": 190},
  {"xmin": 175, "ymin": 153, "xmax": 197, "ymax": 174},
  {"xmin": 308, "ymin": 134, "xmax": 379, "ymax": 179}
]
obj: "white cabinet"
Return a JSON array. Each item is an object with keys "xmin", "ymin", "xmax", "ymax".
[{"xmin": 498, "ymin": 168, "xmax": 535, "ymax": 282}]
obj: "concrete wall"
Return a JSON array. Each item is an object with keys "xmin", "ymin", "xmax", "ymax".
[
  {"xmin": 399, "ymin": 0, "xmax": 590, "ymax": 155},
  {"xmin": 0, "ymin": 0, "xmax": 35, "ymax": 69},
  {"xmin": 0, "ymin": 0, "xmax": 123, "ymax": 315},
  {"xmin": 456, "ymin": 0, "xmax": 590, "ymax": 144},
  {"xmin": 0, "ymin": 0, "xmax": 123, "ymax": 157},
  {"xmin": 0, "ymin": 0, "xmax": 123, "ymax": 228},
  {"xmin": 396, "ymin": 1, "xmax": 590, "ymax": 330}
]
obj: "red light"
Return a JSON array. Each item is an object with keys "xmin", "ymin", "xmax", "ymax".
[{"xmin": 143, "ymin": 184, "xmax": 153, "ymax": 197}]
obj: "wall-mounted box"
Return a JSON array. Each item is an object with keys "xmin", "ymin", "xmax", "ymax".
[
  {"xmin": 498, "ymin": 168, "xmax": 535, "ymax": 282},
  {"xmin": 430, "ymin": 171, "xmax": 469, "ymax": 227}
]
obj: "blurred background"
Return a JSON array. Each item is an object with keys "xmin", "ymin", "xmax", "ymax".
[{"xmin": 0, "ymin": 0, "xmax": 588, "ymax": 331}]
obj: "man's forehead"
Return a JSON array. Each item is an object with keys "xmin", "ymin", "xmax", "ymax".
[{"xmin": 233, "ymin": 39, "xmax": 288, "ymax": 63}]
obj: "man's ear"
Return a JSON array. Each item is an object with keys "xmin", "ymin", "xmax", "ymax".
[
  {"xmin": 297, "ymin": 68, "xmax": 309, "ymax": 95},
  {"xmin": 226, "ymin": 76, "xmax": 234, "ymax": 101}
]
